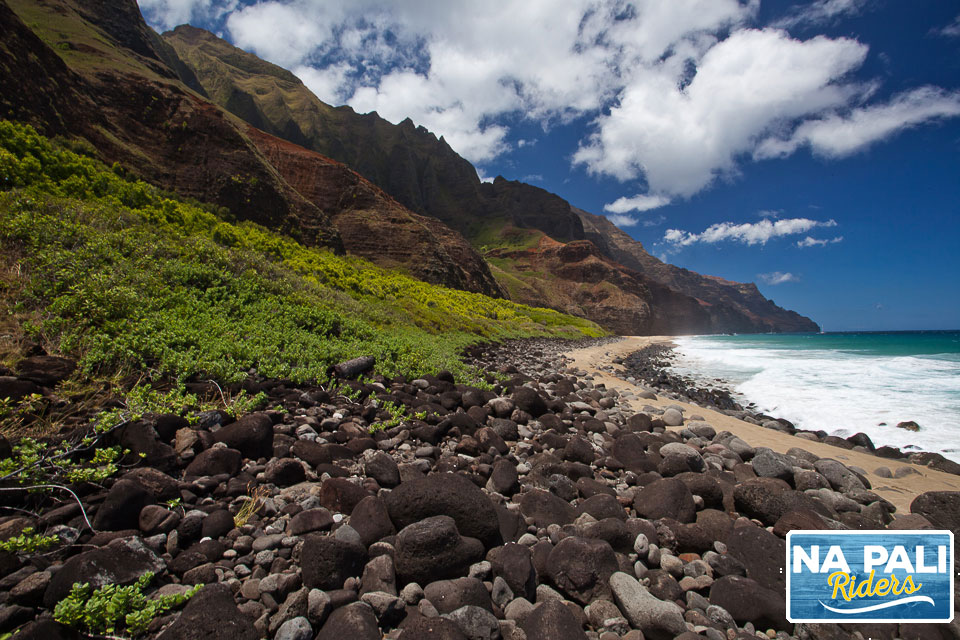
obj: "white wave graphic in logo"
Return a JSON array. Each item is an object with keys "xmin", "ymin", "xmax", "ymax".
[{"xmin": 819, "ymin": 596, "xmax": 935, "ymax": 614}]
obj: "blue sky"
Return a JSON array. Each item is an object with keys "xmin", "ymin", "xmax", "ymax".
[{"xmin": 138, "ymin": 0, "xmax": 960, "ymax": 331}]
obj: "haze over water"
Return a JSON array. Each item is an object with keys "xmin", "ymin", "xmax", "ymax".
[{"xmin": 668, "ymin": 332, "xmax": 960, "ymax": 463}]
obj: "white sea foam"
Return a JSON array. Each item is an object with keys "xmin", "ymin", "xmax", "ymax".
[{"xmin": 670, "ymin": 336, "xmax": 960, "ymax": 462}]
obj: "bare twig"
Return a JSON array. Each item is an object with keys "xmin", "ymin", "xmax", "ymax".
[{"xmin": 0, "ymin": 483, "xmax": 96, "ymax": 532}]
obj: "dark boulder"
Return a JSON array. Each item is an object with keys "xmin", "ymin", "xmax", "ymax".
[
  {"xmin": 183, "ymin": 446, "xmax": 242, "ymax": 478},
  {"xmin": 300, "ymin": 535, "xmax": 367, "ymax": 590},
  {"xmin": 44, "ymin": 537, "xmax": 165, "ymax": 608},
  {"xmin": 15, "ymin": 355, "xmax": 75, "ymax": 386},
  {"xmin": 423, "ymin": 577, "xmax": 492, "ymax": 614},
  {"xmin": 157, "ymin": 583, "xmax": 256, "ymax": 640},
  {"xmin": 725, "ymin": 523, "xmax": 787, "ymax": 591},
  {"xmin": 213, "ymin": 413, "xmax": 274, "ymax": 459},
  {"xmin": 486, "ymin": 459, "xmax": 520, "ymax": 496},
  {"xmin": 511, "ymin": 387, "xmax": 548, "ymax": 417},
  {"xmin": 546, "ymin": 536, "xmax": 619, "ymax": 605},
  {"xmin": 319, "ymin": 477, "xmax": 373, "ymax": 514},
  {"xmin": 315, "ymin": 602, "xmax": 380, "ymax": 640},
  {"xmin": 263, "ymin": 457, "xmax": 305, "ymax": 486},
  {"xmin": 633, "ymin": 478, "xmax": 696, "ymax": 523},
  {"xmin": 489, "ymin": 543, "xmax": 537, "ymax": 601},
  {"xmin": 288, "ymin": 508, "xmax": 334, "ymax": 536},
  {"xmin": 520, "ymin": 599, "xmax": 589, "ymax": 640},
  {"xmin": 363, "ymin": 451, "xmax": 401, "ymax": 488},
  {"xmin": 910, "ymin": 491, "xmax": 960, "ymax": 531},
  {"xmin": 577, "ymin": 493, "xmax": 626, "ymax": 521},
  {"xmin": 384, "ymin": 473, "xmax": 501, "ymax": 548},
  {"xmin": 519, "ymin": 489, "xmax": 577, "ymax": 528},
  {"xmin": 92, "ymin": 479, "xmax": 152, "ymax": 531},
  {"xmin": 709, "ymin": 575, "xmax": 790, "ymax": 631},
  {"xmin": 394, "ymin": 516, "xmax": 483, "ymax": 586},
  {"xmin": 349, "ymin": 496, "xmax": 396, "ymax": 547}
]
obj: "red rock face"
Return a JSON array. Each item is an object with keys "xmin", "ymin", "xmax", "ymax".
[
  {"xmin": 0, "ymin": 0, "xmax": 341, "ymax": 250},
  {"xmin": 247, "ymin": 128, "xmax": 504, "ymax": 297},
  {"xmin": 487, "ymin": 237, "xmax": 718, "ymax": 335},
  {"xmin": 578, "ymin": 210, "xmax": 820, "ymax": 333},
  {"xmin": 0, "ymin": 0, "xmax": 501, "ymax": 297}
]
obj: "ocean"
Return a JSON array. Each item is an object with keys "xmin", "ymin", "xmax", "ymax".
[{"xmin": 667, "ymin": 331, "xmax": 960, "ymax": 463}]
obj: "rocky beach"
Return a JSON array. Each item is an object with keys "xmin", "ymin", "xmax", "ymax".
[{"xmin": 1, "ymin": 337, "xmax": 959, "ymax": 640}]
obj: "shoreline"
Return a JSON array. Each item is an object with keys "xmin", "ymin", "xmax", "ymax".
[{"xmin": 563, "ymin": 336, "xmax": 960, "ymax": 513}]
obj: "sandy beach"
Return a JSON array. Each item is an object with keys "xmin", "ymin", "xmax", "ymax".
[{"xmin": 565, "ymin": 336, "xmax": 960, "ymax": 514}]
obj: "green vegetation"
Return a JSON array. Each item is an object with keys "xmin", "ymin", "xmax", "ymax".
[
  {"xmin": 53, "ymin": 572, "xmax": 201, "ymax": 637},
  {"xmin": 0, "ymin": 527, "xmax": 59, "ymax": 554},
  {"xmin": 0, "ymin": 120, "xmax": 603, "ymax": 389},
  {"xmin": 473, "ymin": 218, "xmax": 544, "ymax": 253}
]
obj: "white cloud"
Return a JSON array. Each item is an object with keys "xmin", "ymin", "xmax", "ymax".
[
  {"xmin": 294, "ymin": 63, "xmax": 353, "ymax": 105},
  {"xmin": 475, "ymin": 168, "xmax": 495, "ymax": 184},
  {"xmin": 756, "ymin": 87, "xmax": 960, "ymax": 159},
  {"xmin": 202, "ymin": 1, "xmax": 960, "ymax": 197},
  {"xmin": 664, "ymin": 217, "xmax": 837, "ymax": 246},
  {"xmin": 604, "ymin": 194, "xmax": 671, "ymax": 214},
  {"xmin": 760, "ymin": 271, "xmax": 799, "ymax": 285},
  {"xmin": 797, "ymin": 235, "xmax": 843, "ymax": 247},
  {"xmin": 139, "ymin": 0, "xmax": 236, "ymax": 32},
  {"xmin": 606, "ymin": 214, "xmax": 639, "ymax": 228},
  {"xmin": 937, "ymin": 15, "xmax": 960, "ymax": 38},
  {"xmin": 521, "ymin": 174, "xmax": 544, "ymax": 182},
  {"xmin": 773, "ymin": 0, "xmax": 869, "ymax": 29},
  {"xmin": 574, "ymin": 29, "xmax": 869, "ymax": 196},
  {"xmin": 222, "ymin": 0, "xmax": 755, "ymax": 165}
]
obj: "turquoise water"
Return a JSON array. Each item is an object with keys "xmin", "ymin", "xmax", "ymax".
[{"xmin": 669, "ymin": 331, "xmax": 960, "ymax": 462}]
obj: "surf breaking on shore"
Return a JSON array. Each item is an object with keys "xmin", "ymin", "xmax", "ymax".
[{"xmin": 564, "ymin": 336, "xmax": 960, "ymax": 513}]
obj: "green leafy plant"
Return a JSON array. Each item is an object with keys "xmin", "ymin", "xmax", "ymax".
[
  {"xmin": 0, "ymin": 119, "xmax": 603, "ymax": 388},
  {"xmin": 0, "ymin": 527, "xmax": 59, "ymax": 554},
  {"xmin": 53, "ymin": 572, "xmax": 201, "ymax": 637},
  {"xmin": 0, "ymin": 393, "xmax": 46, "ymax": 433},
  {"xmin": 218, "ymin": 389, "xmax": 268, "ymax": 419},
  {"xmin": 0, "ymin": 434, "xmax": 124, "ymax": 487},
  {"xmin": 370, "ymin": 400, "xmax": 407, "ymax": 432}
]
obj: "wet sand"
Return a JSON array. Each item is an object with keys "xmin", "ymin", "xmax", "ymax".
[{"xmin": 565, "ymin": 336, "xmax": 960, "ymax": 514}]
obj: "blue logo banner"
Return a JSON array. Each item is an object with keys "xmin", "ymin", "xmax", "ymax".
[{"xmin": 787, "ymin": 530, "xmax": 954, "ymax": 623}]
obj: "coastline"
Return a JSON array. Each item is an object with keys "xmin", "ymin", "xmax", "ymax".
[{"xmin": 564, "ymin": 336, "xmax": 960, "ymax": 513}]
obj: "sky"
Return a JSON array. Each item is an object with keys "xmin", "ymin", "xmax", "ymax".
[{"xmin": 137, "ymin": 0, "xmax": 960, "ymax": 331}]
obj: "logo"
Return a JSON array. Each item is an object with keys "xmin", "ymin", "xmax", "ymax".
[{"xmin": 786, "ymin": 530, "xmax": 954, "ymax": 623}]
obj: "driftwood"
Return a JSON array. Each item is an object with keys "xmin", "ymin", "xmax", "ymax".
[{"xmin": 329, "ymin": 356, "xmax": 375, "ymax": 379}]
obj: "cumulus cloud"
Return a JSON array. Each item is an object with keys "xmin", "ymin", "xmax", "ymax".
[
  {"xmin": 574, "ymin": 29, "xmax": 869, "ymax": 196},
  {"xmin": 759, "ymin": 271, "xmax": 799, "ymax": 285},
  {"xmin": 221, "ymin": 0, "xmax": 756, "ymax": 165},
  {"xmin": 755, "ymin": 87, "xmax": 960, "ymax": 159},
  {"xmin": 773, "ymin": 0, "xmax": 870, "ymax": 29},
  {"xmin": 138, "ymin": 0, "xmax": 236, "ymax": 31},
  {"xmin": 163, "ymin": 0, "xmax": 960, "ymax": 197},
  {"xmin": 607, "ymin": 214, "xmax": 640, "ymax": 228},
  {"xmin": 664, "ymin": 217, "xmax": 837, "ymax": 246},
  {"xmin": 604, "ymin": 194, "xmax": 671, "ymax": 214},
  {"xmin": 797, "ymin": 235, "xmax": 843, "ymax": 248}
]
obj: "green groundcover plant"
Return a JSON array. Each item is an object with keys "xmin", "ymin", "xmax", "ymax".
[{"xmin": 0, "ymin": 120, "xmax": 603, "ymax": 387}]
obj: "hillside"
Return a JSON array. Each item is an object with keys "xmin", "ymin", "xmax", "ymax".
[
  {"xmin": 0, "ymin": 120, "xmax": 601, "ymax": 387},
  {"xmin": 163, "ymin": 24, "xmax": 819, "ymax": 334},
  {"xmin": 0, "ymin": 0, "xmax": 504, "ymax": 298},
  {"xmin": 577, "ymin": 210, "xmax": 820, "ymax": 333}
]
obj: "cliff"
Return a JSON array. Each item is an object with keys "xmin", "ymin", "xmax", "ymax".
[
  {"xmin": 577, "ymin": 210, "xmax": 820, "ymax": 333},
  {"xmin": 163, "ymin": 23, "xmax": 820, "ymax": 335},
  {"xmin": 0, "ymin": 0, "xmax": 504, "ymax": 296}
]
